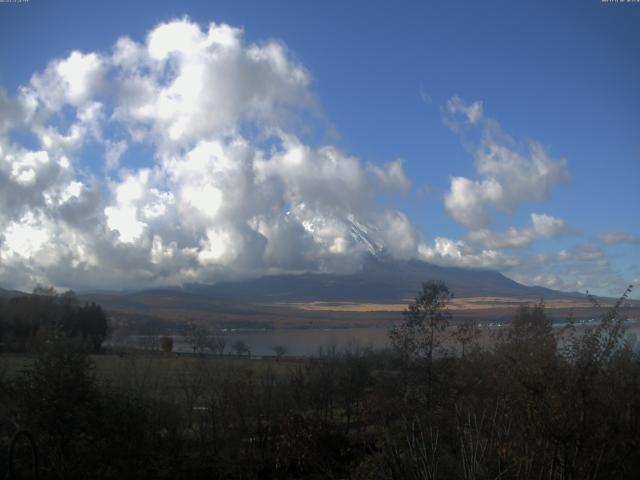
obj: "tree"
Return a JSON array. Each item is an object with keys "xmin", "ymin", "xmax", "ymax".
[
  {"xmin": 0, "ymin": 290, "xmax": 108, "ymax": 352},
  {"xmin": 389, "ymin": 281, "xmax": 452, "ymax": 405},
  {"xmin": 232, "ymin": 339, "xmax": 250, "ymax": 358},
  {"xmin": 59, "ymin": 289, "xmax": 78, "ymax": 308},
  {"xmin": 84, "ymin": 303, "xmax": 108, "ymax": 352},
  {"xmin": 505, "ymin": 300, "xmax": 555, "ymax": 358},
  {"xmin": 186, "ymin": 323, "xmax": 209, "ymax": 355},
  {"xmin": 32, "ymin": 285, "xmax": 57, "ymax": 297},
  {"xmin": 390, "ymin": 281, "xmax": 452, "ymax": 360},
  {"xmin": 61, "ymin": 302, "xmax": 108, "ymax": 352},
  {"xmin": 453, "ymin": 319, "xmax": 481, "ymax": 357},
  {"xmin": 209, "ymin": 335, "xmax": 227, "ymax": 356},
  {"xmin": 0, "ymin": 297, "xmax": 6, "ymax": 348},
  {"xmin": 273, "ymin": 345, "xmax": 288, "ymax": 361},
  {"xmin": 14, "ymin": 336, "xmax": 102, "ymax": 477},
  {"xmin": 160, "ymin": 335, "xmax": 174, "ymax": 354}
]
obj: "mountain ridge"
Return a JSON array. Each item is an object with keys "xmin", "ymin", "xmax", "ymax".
[
  {"xmin": 5, "ymin": 259, "xmax": 636, "ymax": 330},
  {"xmin": 182, "ymin": 255, "xmax": 583, "ymax": 303},
  {"xmin": 1, "ymin": 257, "xmax": 584, "ymax": 303}
]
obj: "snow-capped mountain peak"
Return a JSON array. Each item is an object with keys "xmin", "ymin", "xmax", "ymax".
[{"xmin": 347, "ymin": 215, "xmax": 385, "ymax": 257}]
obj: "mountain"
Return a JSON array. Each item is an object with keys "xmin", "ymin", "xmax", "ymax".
[
  {"xmin": 183, "ymin": 255, "xmax": 578, "ymax": 303},
  {"xmin": 6, "ymin": 256, "xmax": 633, "ymax": 331},
  {"xmin": 0, "ymin": 287, "xmax": 28, "ymax": 300},
  {"xmin": 77, "ymin": 256, "xmax": 611, "ymax": 330}
]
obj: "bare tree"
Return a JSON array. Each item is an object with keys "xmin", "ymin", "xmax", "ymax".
[
  {"xmin": 209, "ymin": 335, "xmax": 227, "ymax": 356},
  {"xmin": 186, "ymin": 323, "xmax": 209, "ymax": 355},
  {"xmin": 453, "ymin": 319, "xmax": 481, "ymax": 357},
  {"xmin": 272, "ymin": 345, "xmax": 287, "ymax": 360},
  {"xmin": 232, "ymin": 339, "xmax": 250, "ymax": 358}
]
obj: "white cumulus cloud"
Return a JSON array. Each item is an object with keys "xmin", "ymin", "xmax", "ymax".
[
  {"xmin": 0, "ymin": 17, "xmax": 415, "ymax": 291},
  {"xmin": 443, "ymin": 97, "xmax": 570, "ymax": 228},
  {"xmin": 596, "ymin": 230, "xmax": 640, "ymax": 245},
  {"xmin": 467, "ymin": 212, "xmax": 570, "ymax": 249}
]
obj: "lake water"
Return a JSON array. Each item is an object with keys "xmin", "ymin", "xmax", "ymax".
[
  {"xmin": 113, "ymin": 319, "xmax": 640, "ymax": 357},
  {"xmin": 115, "ymin": 327, "xmax": 391, "ymax": 357}
]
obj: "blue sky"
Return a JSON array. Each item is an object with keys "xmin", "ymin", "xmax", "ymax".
[{"xmin": 0, "ymin": 0, "xmax": 638, "ymax": 297}]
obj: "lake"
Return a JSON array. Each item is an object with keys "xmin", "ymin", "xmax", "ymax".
[{"xmin": 112, "ymin": 319, "xmax": 640, "ymax": 357}]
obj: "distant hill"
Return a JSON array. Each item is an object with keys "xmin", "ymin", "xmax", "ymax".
[
  {"xmin": 76, "ymin": 257, "xmax": 619, "ymax": 330},
  {"xmin": 81, "ymin": 287, "xmax": 428, "ymax": 331},
  {"xmin": 184, "ymin": 255, "xmax": 581, "ymax": 303},
  {"xmin": 0, "ymin": 287, "xmax": 28, "ymax": 300},
  {"xmin": 9, "ymin": 257, "xmax": 630, "ymax": 330}
]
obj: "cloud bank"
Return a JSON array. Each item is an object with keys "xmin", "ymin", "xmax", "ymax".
[
  {"xmin": 0, "ymin": 18, "xmax": 424, "ymax": 290},
  {"xmin": 0, "ymin": 19, "xmax": 631, "ymax": 297},
  {"xmin": 596, "ymin": 230, "xmax": 640, "ymax": 246},
  {"xmin": 467, "ymin": 213, "xmax": 570, "ymax": 249}
]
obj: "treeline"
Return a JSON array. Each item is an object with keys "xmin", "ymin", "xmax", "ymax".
[
  {"xmin": 0, "ymin": 287, "xmax": 108, "ymax": 353},
  {"xmin": 1, "ymin": 282, "xmax": 639, "ymax": 479}
]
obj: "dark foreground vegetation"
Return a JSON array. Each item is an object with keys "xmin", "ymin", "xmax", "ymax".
[
  {"xmin": 0, "ymin": 287, "xmax": 107, "ymax": 354},
  {"xmin": 1, "ymin": 282, "xmax": 639, "ymax": 479}
]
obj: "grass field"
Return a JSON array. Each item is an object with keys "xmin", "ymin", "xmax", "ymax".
[
  {"xmin": 1, "ymin": 352, "xmax": 302, "ymax": 401},
  {"xmin": 277, "ymin": 296, "xmax": 617, "ymax": 312}
]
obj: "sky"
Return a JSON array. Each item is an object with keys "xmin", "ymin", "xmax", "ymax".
[{"xmin": 0, "ymin": 0, "xmax": 638, "ymax": 297}]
